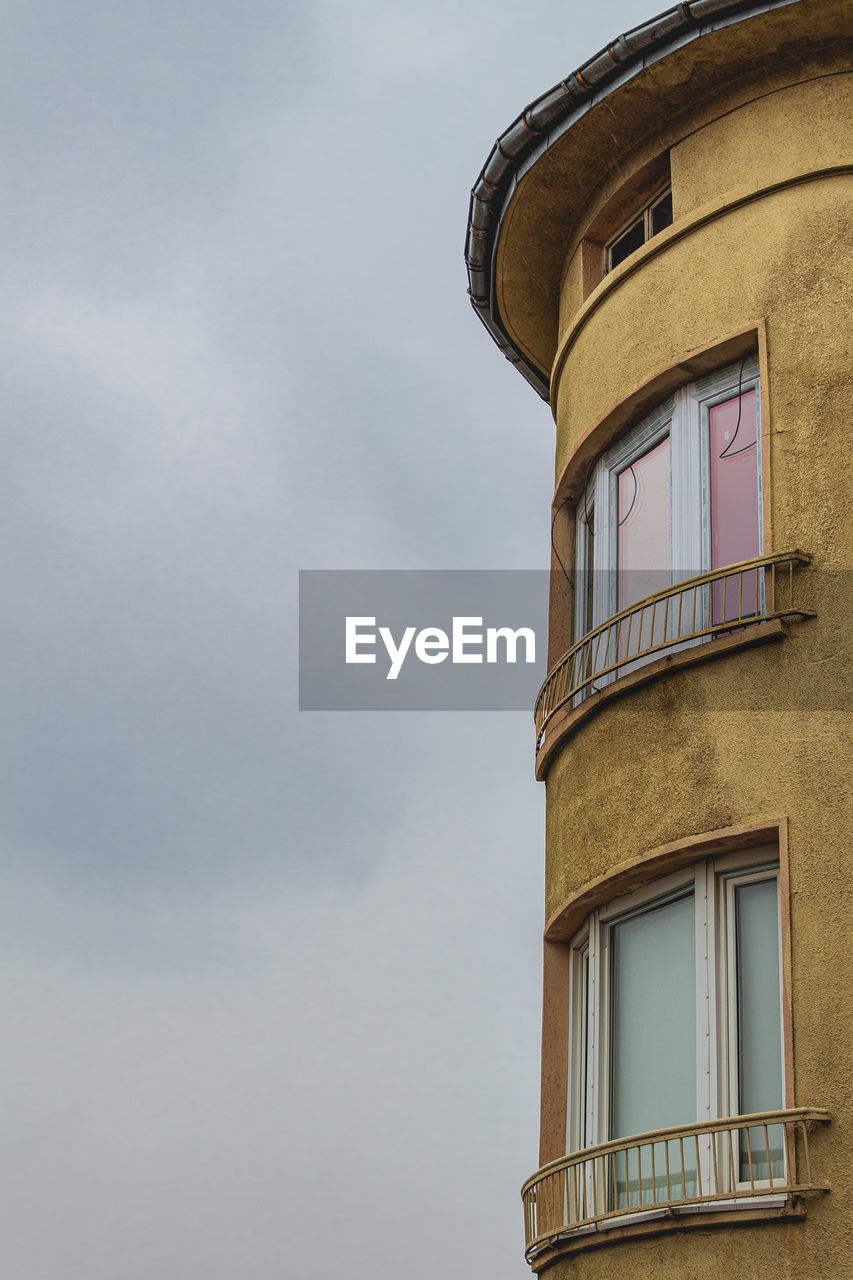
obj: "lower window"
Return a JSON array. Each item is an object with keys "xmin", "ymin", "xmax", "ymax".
[{"xmin": 568, "ymin": 848, "xmax": 784, "ymax": 1200}]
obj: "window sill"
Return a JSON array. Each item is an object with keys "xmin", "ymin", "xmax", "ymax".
[{"xmin": 526, "ymin": 1197, "xmax": 804, "ymax": 1271}]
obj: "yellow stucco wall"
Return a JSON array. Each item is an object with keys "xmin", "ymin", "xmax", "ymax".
[
  {"xmin": 670, "ymin": 72, "xmax": 853, "ymax": 218},
  {"xmin": 553, "ymin": 65, "xmax": 853, "ymax": 343},
  {"xmin": 505, "ymin": 25, "xmax": 853, "ymax": 1280},
  {"xmin": 553, "ymin": 176, "xmax": 853, "ymax": 534},
  {"xmin": 493, "ymin": 0, "xmax": 852, "ymax": 381}
]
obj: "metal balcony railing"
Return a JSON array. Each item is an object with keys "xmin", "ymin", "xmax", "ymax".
[
  {"xmin": 522, "ymin": 1108, "xmax": 830, "ymax": 1264},
  {"xmin": 535, "ymin": 551, "xmax": 811, "ymax": 750}
]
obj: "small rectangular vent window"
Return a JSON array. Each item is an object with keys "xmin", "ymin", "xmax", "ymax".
[
  {"xmin": 608, "ymin": 218, "xmax": 645, "ymax": 270},
  {"xmin": 651, "ymin": 189, "xmax": 673, "ymax": 236},
  {"xmin": 606, "ymin": 185, "xmax": 673, "ymax": 272}
]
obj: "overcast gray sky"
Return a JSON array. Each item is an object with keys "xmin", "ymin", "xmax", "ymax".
[{"xmin": 1, "ymin": 3, "xmax": 668, "ymax": 1276}]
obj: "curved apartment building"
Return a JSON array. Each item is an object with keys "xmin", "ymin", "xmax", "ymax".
[{"xmin": 465, "ymin": 1, "xmax": 852, "ymax": 1275}]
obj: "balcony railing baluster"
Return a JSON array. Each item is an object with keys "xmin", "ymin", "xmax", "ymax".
[
  {"xmin": 522, "ymin": 1109, "xmax": 829, "ymax": 1263},
  {"xmin": 534, "ymin": 551, "xmax": 811, "ymax": 751}
]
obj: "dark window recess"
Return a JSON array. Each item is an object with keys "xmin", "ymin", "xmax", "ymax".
[
  {"xmin": 651, "ymin": 190, "xmax": 673, "ymax": 235},
  {"xmin": 605, "ymin": 185, "xmax": 673, "ymax": 272},
  {"xmin": 608, "ymin": 218, "xmax": 645, "ymax": 270}
]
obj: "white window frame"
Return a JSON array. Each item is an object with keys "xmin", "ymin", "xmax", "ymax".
[
  {"xmin": 605, "ymin": 184, "xmax": 673, "ymax": 273},
  {"xmin": 565, "ymin": 847, "xmax": 783, "ymax": 1201},
  {"xmin": 574, "ymin": 356, "xmax": 763, "ymax": 647},
  {"xmin": 717, "ymin": 859, "xmax": 787, "ymax": 1193},
  {"xmin": 567, "ymin": 931, "xmax": 591, "ymax": 1154}
]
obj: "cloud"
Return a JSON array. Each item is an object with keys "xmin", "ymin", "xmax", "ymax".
[{"xmin": 0, "ymin": 1, "xmax": 667, "ymax": 1275}]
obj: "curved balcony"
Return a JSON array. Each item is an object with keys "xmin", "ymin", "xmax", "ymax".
[
  {"xmin": 522, "ymin": 1108, "xmax": 830, "ymax": 1267},
  {"xmin": 535, "ymin": 550, "xmax": 812, "ymax": 756}
]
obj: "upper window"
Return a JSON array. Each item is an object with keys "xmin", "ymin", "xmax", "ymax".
[
  {"xmin": 605, "ymin": 185, "xmax": 673, "ymax": 272},
  {"xmin": 575, "ymin": 356, "xmax": 762, "ymax": 642},
  {"xmin": 568, "ymin": 849, "xmax": 784, "ymax": 1198}
]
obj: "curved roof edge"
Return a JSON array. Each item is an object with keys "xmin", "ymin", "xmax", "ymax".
[{"xmin": 465, "ymin": 0, "xmax": 803, "ymax": 400}]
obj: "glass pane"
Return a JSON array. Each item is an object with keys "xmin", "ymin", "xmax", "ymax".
[
  {"xmin": 617, "ymin": 436, "xmax": 671, "ymax": 659},
  {"xmin": 709, "ymin": 388, "xmax": 760, "ymax": 625},
  {"xmin": 736, "ymin": 878, "xmax": 783, "ymax": 1182},
  {"xmin": 581, "ymin": 950, "xmax": 588, "ymax": 1148},
  {"xmin": 609, "ymin": 217, "xmax": 645, "ymax": 269},
  {"xmin": 651, "ymin": 189, "xmax": 673, "ymax": 235},
  {"xmin": 610, "ymin": 892, "xmax": 696, "ymax": 1206}
]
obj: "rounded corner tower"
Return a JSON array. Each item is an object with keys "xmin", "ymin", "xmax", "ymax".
[{"xmin": 465, "ymin": 1, "xmax": 853, "ymax": 1276}]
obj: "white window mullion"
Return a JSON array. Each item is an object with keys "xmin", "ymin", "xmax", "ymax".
[
  {"xmin": 694, "ymin": 861, "xmax": 716, "ymax": 1197},
  {"xmin": 586, "ymin": 913, "xmax": 602, "ymax": 1147},
  {"xmin": 724, "ymin": 876, "xmax": 739, "ymax": 1120},
  {"xmin": 573, "ymin": 495, "xmax": 593, "ymax": 644},
  {"xmin": 725, "ymin": 866, "xmax": 785, "ymax": 1187},
  {"xmin": 694, "ymin": 861, "xmax": 714, "ymax": 1121},
  {"xmin": 586, "ymin": 915, "xmax": 603, "ymax": 1220},
  {"xmin": 591, "ymin": 461, "xmax": 612, "ymax": 630},
  {"xmin": 567, "ymin": 938, "xmax": 590, "ymax": 1154},
  {"xmin": 669, "ymin": 385, "xmax": 705, "ymax": 650},
  {"xmin": 670, "ymin": 385, "xmax": 703, "ymax": 582}
]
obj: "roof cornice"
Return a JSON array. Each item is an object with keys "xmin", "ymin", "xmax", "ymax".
[{"xmin": 464, "ymin": 0, "xmax": 804, "ymax": 400}]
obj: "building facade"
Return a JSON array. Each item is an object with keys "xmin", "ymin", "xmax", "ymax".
[{"xmin": 466, "ymin": 1, "xmax": 851, "ymax": 1275}]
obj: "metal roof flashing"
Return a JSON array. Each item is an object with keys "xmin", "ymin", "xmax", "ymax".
[{"xmin": 464, "ymin": 0, "xmax": 806, "ymax": 401}]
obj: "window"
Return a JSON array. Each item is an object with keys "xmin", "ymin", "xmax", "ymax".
[
  {"xmin": 605, "ymin": 185, "xmax": 673, "ymax": 272},
  {"xmin": 567, "ymin": 849, "xmax": 784, "ymax": 1200},
  {"xmin": 575, "ymin": 356, "xmax": 762, "ymax": 644}
]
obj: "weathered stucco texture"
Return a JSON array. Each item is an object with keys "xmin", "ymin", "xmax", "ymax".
[
  {"xmin": 494, "ymin": 0, "xmax": 851, "ymax": 381},
  {"xmin": 494, "ymin": 7, "xmax": 853, "ymax": 1276}
]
